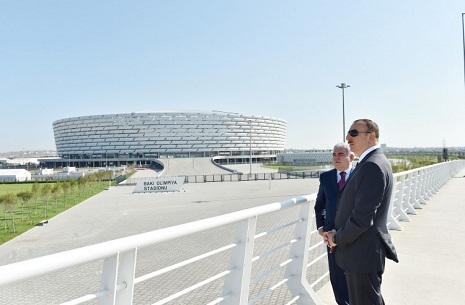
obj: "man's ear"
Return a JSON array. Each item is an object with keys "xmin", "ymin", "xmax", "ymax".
[{"xmin": 349, "ymin": 152, "xmax": 355, "ymax": 161}]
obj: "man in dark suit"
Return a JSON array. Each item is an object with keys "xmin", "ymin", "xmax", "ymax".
[
  {"xmin": 326, "ymin": 119, "xmax": 399, "ymax": 305},
  {"xmin": 315, "ymin": 143, "xmax": 353, "ymax": 305}
]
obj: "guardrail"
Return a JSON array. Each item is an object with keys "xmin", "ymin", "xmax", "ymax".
[
  {"xmin": 0, "ymin": 160, "xmax": 464, "ymax": 305},
  {"xmin": 387, "ymin": 160, "xmax": 465, "ymax": 230},
  {"xmin": 124, "ymin": 171, "xmax": 324, "ymax": 185}
]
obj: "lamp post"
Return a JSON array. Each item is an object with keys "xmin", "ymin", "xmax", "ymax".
[
  {"xmin": 462, "ymin": 13, "xmax": 465, "ymax": 88},
  {"xmin": 336, "ymin": 83, "xmax": 350, "ymax": 141},
  {"xmin": 249, "ymin": 120, "xmax": 252, "ymax": 176}
]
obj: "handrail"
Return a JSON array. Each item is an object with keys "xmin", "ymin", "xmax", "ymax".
[{"xmin": 0, "ymin": 160, "xmax": 464, "ymax": 305}]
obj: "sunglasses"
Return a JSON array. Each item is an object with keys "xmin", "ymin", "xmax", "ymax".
[{"xmin": 347, "ymin": 129, "xmax": 372, "ymax": 137}]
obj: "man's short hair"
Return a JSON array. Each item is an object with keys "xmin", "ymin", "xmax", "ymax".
[
  {"xmin": 354, "ymin": 119, "xmax": 379, "ymax": 139},
  {"xmin": 333, "ymin": 142, "xmax": 351, "ymax": 155}
]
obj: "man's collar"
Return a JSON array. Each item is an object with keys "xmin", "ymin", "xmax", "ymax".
[{"xmin": 358, "ymin": 146, "xmax": 379, "ymax": 162}]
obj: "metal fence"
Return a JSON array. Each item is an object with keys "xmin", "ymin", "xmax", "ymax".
[{"xmin": 125, "ymin": 171, "xmax": 324, "ymax": 185}]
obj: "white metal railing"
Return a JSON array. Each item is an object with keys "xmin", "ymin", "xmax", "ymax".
[
  {"xmin": 386, "ymin": 160, "xmax": 465, "ymax": 230},
  {"xmin": 0, "ymin": 160, "xmax": 464, "ymax": 305}
]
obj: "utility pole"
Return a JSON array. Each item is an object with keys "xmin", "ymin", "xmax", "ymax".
[{"xmin": 336, "ymin": 83, "xmax": 350, "ymax": 141}]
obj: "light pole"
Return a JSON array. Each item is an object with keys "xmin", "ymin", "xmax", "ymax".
[
  {"xmin": 249, "ymin": 120, "xmax": 252, "ymax": 176},
  {"xmin": 336, "ymin": 82, "xmax": 350, "ymax": 141},
  {"xmin": 462, "ymin": 13, "xmax": 465, "ymax": 88}
]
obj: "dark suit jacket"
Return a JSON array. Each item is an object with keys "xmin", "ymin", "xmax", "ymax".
[
  {"xmin": 334, "ymin": 149, "xmax": 399, "ymax": 273},
  {"xmin": 315, "ymin": 168, "xmax": 339, "ymax": 232}
]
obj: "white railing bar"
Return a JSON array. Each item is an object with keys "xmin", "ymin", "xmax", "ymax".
[
  {"xmin": 254, "ymin": 219, "xmax": 302, "ymax": 240},
  {"xmin": 310, "ymin": 271, "xmax": 330, "ymax": 288},
  {"xmin": 0, "ymin": 194, "xmax": 316, "ymax": 286},
  {"xmin": 205, "ymin": 293, "xmax": 231, "ymax": 305},
  {"xmin": 151, "ymin": 270, "xmax": 231, "ymax": 305},
  {"xmin": 248, "ymin": 277, "xmax": 289, "ymax": 304},
  {"xmin": 134, "ymin": 243, "xmax": 236, "ymax": 284},
  {"xmin": 251, "ymin": 258, "xmax": 293, "ymax": 284},
  {"xmin": 284, "ymin": 295, "xmax": 300, "ymax": 305},
  {"xmin": 307, "ymin": 252, "xmax": 327, "ymax": 268},
  {"xmin": 252, "ymin": 238, "xmax": 298, "ymax": 263},
  {"xmin": 60, "ymin": 280, "xmax": 126, "ymax": 305},
  {"xmin": 60, "ymin": 293, "xmax": 100, "ymax": 305},
  {"xmin": 308, "ymin": 240, "xmax": 325, "ymax": 252}
]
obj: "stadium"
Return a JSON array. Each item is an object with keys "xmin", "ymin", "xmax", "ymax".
[{"xmin": 41, "ymin": 111, "xmax": 287, "ymax": 169}]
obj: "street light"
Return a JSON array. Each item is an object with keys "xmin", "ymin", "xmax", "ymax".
[
  {"xmin": 462, "ymin": 13, "xmax": 465, "ymax": 88},
  {"xmin": 248, "ymin": 120, "xmax": 252, "ymax": 176},
  {"xmin": 336, "ymin": 82, "xmax": 350, "ymax": 141}
]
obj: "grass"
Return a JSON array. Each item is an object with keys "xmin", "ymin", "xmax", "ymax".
[
  {"xmin": 0, "ymin": 170, "xmax": 136, "ymax": 245},
  {"xmin": 0, "ymin": 183, "xmax": 34, "ymax": 196},
  {"xmin": 0, "ymin": 181, "xmax": 110, "ymax": 245}
]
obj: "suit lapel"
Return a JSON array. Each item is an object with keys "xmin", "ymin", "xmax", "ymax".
[{"xmin": 340, "ymin": 148, "xmax": 379, "ymax": 191}]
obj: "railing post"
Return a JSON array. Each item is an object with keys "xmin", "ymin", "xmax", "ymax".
[
  {"xmin": 425, "ymin": 167, "xmax": 434, "ymax": 199},
  {"xmin": 418, "ymin": 168, "xmax": 429, "ymax": 204},
  {"xmin": 387, "ymin": 178, "xmax": 403, "ymax": 230},
  {"xmin": 403, "ymin": 172, "xmax": 418, "ymax": 214},
  {"xmin": 409, "ymin": 171, "xmax": 422, "ymax": 209},
  {"xmin": 98, "ymin": 254, "xmax": 119, "ymax": 305},
  {"xmin": 285, "ymin": 201, "xmax": 323, "ymax": 305},
  {"xmin": 397, "ymin": 175, "xmax": 411, "ymax": 221},
  {"xmin": 115, "ymin": 248, "xmax": 137, "ymax": 305},
  {"xmin": 221, "ymin": 217, "xmax": 257, "ymax": 305}
]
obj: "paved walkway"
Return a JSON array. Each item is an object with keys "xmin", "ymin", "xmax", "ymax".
[{"xmin": 317, "ymin": 168, "xmax": 465, "ymax": 304}]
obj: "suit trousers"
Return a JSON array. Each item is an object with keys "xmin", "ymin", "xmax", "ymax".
[
  {"xmin": 327, "ymin": 248, "xmax": 350, "ymax": 305},
  {"xmin": 345, "ymin": 271, "xmax": 384, "ymax": 305}
]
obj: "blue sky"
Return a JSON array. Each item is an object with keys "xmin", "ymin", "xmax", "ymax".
[{"xmin": 1, "ymin": 1, "xmax": 464, "ymax": 152}]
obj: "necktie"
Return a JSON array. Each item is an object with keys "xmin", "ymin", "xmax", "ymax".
[{"xmin": 338, "ymin": 171, "xmax": 346, "ymax": 191}]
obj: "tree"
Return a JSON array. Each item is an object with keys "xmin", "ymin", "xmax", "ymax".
[
  {"xmin": 0, "ymin": 193, "xmax": 18, "ymax": 233},
  {"xmin": 17, "ymin": 191, "xmax": 33, "ymax": 223},
  {"xmin": 61, "ymin": 181, "xmax": 70, "ymax": 207},
  {"xmin": 69, "ymin": 180, "xmax": 78, "ymax": 204},
  {"xmin": 41, "ymin": 184, "xmax": 52, "ymax": 219},
  {"xmin": 52, "ymin": 182, "xmax": 62, "ymax": 210},
  {"xmin": 31, "ymin": 183, "xmax": 41, "ymax": 215}
]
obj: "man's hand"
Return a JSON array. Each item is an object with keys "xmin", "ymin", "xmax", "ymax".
[{"xmin": 324, "ymin": 230, "xmax": 337, "ymax": 252}]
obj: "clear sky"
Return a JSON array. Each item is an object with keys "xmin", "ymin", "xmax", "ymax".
[{"xmin": 1, "ymin": 1, "xmax": 464, "ymax": 153}]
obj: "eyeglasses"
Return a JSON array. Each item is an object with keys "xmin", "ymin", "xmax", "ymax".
[{"xmin": 347, "ymin": 129, "xmax": 372, "ymax": 137}]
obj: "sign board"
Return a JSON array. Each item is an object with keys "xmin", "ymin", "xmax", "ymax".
[{"xmin": 133, "ymin": 176, "xmax": 185, "ymax": 193}]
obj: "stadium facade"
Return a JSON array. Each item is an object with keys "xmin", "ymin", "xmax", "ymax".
[{"xmin": 42, "ymin": 111, "xmax": 287, "ymax": 168}]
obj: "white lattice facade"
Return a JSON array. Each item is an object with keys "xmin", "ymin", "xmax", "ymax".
[
  {"xmin": 53, "ymin": 111, "xmax": 287, "ymax": 160},
  {"xmin": 276, "ymin": 151, "xmax": 333, "ymax": 165}
]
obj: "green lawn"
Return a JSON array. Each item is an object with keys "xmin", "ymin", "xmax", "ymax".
[
  {"xmin": 0, "ymin": 170, "xmax": 136, "ymax": 245},
  {"xmin": 0, "ymin": 183, "xmax": 34, "ymax": 196}
]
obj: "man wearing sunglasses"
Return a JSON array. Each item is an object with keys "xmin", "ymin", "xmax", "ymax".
[
  {"xmin": 315, "ymin": 143, "xmax": 353, "ymax": 305},
  {"xmin": 326, "ymin": 119, "xmax": 399, "ymax": 305}
]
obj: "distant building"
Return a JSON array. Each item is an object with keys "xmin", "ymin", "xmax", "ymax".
[
  {"xmin": 276, "ymin": 151, "xmax": 332, "ymax": 166},
  {"xmin": 35, "ymin": 168, "xmax": 54, "ymax": 175},
  {"xmin": 0, "ymin": 169, "xmax": 32, "ymax": 182},
  {"xmin": 0, "ymin": 158, "xmax": 39, "ymax": 166}
]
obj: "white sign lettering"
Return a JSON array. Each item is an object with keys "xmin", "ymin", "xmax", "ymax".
[{"xmin": 133, "ymin": 176, "xmax": 185, "ymax": 193}]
